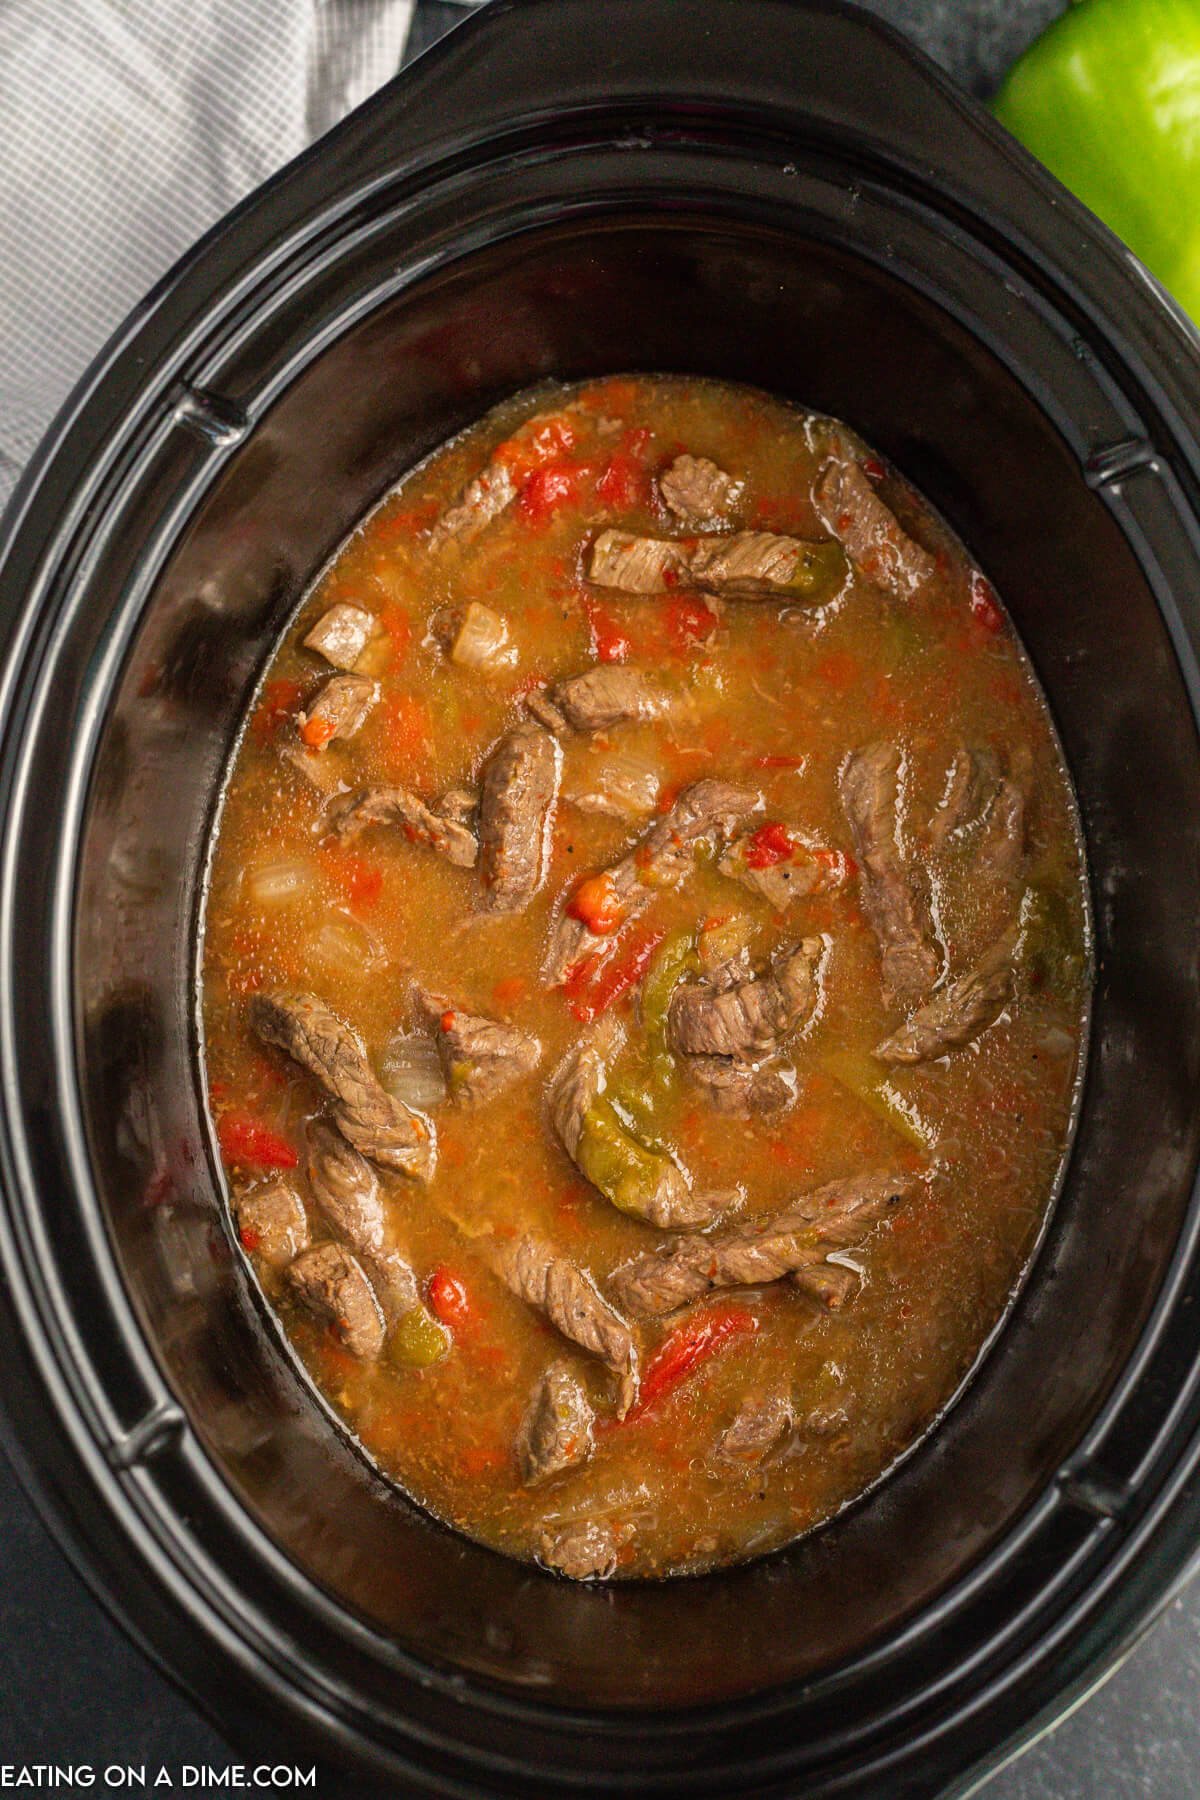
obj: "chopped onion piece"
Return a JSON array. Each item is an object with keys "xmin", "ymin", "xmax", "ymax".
[
  {"xmin": 246, "ymin": 858, "xmax": 314, "ymax": 907},
  {"xmin": 435, "ymin": 601, "xmax": 514, "ymax": 672},
  {"xmin": 568, "ymin": 748, "xmax": 661, "ymax": 819},
  {"xmin": 310, "ymin": 909, "xmax": 384, "ymax": 977},
  {"xmin": 381, "ymin": 1031, "xmax": 448, "ymax": 1110}
]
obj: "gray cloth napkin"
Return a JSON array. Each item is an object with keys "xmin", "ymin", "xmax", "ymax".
[{"xmin": 0, "ymin": 0, "xmax": 415, "ymax": 510}]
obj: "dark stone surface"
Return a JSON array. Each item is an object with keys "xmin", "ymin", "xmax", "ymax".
[{"xmin": 5, "ymin": 2, "xmax": 1197, "ymax": 1795}]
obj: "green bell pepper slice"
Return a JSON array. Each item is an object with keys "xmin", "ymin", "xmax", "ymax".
[{"xmin": 993, "ymin": 0, "xmax": 1200, "ymax": 322}]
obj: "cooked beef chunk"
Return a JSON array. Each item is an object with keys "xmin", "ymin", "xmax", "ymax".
[
  {"xmin": 539, "ymin": 1517, "xmax": 633, "ymax": 1581},
  {"xmin": 588, "ymin": 527, "xmax": 818, "ymax": 599},
  {"xmin": 839, "ymin": 743, "xmax": 940, "ymax": 1006},
  {"xmin": 928, "ymin": 747, "xmax": 999, "ymax": 850},
  {"xmin": 659, "ymin": 453, "xmax": 743, "ymax": 527},
  {"xmin": 436, "ymin": 786, "xmax": 479, "ymax": 828},
  {"xmin": 432, "ymin": 600, "xmax": 513, "ymax": 670},
  {"xmin": 685, "ymin": 1053, "xmax": 797, "ymax": 1117},
  {"xmin": 611, "ymin": 1170, "xmax": 918, "ymax": 1318},
  {"xmin": 669, "ymin": 940, "xmax": 821, "ymax": 1059},
  {"xmin": 548, "ymin": 1021, "xmax": 723, "ymax": 1229},
  {"xmin": 524, "ymin": 689, "xmax": 569, "ymax": 734},
  {"xmin": 328, "ymin": 785, "xmax": 478, "ymax": 869},
  {"xmin": 719, "ymin": 829, "xmax": 850, "ymax": 912},
  {"xmin": 236, "ymin": 1179, "xmax": 308, "ymax": 1270},
  {"xmin": 429, "ymin": 455, "xmax": 518, "ymax": 547},
  {"xmin": 283, "ymin": 743, "xmax": 347, "ymax": 796},
  {"xmin": 543, "ymin": 778, "xmax": 756, "ymax": 986},
  {"xmin": 791, "ymin": 1261, "xmax": 861, "ymax": 1310},
  {"xmin": 286, "ymin": 1241, "xmax": 386, "ymax": 1359},
  {"xmin": 815, "ymin": 458, "xmax": 936, "ymax": 598},
  {"xmin": 972, "ymin": 776, "xmax": 1026, "ymax": 886},
  {"xmin": 516, "ymin": 1360, "xmax": 595, "ymax": 1485},
  {"xmin": 874, "ymin": 928, "xmax": 1017, "ymax": 1064},
  {"xmin": 478, "ymin": 722, "xmax": 562, "ymax": 913},
  {"xmin": 493, "ymin": 1233, "xmax": 638, "ymax": 1415},
  {"xmin": 296, "ymin": 673, "xmax": 378, "ymax": 749},
  {"xmin": 546, "ymin": 666, "xmax": 669, "ymax": 733},
  {"xmin": 306, "ymin": 1120, "xmax": 422, "ymax": 1316},
  {"xmin": 715, "ymin": 1389, "xmax": 796, "ymax": 1465},
  {"xmin": 302, "ymin": 603, "xmax": 380, "ymax": 671},
  {"xmin": 588, "ymin": 528, "xmax": 690, "ymax": 593},
  {"xmin": 414, "ymin": 987, "xmax": 541, "ymax": 1104},
  {"xmin": 250, "ymin": 992, "xmax": 435, "ymax": 1181}
]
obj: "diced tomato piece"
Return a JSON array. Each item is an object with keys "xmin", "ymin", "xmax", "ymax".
[
  {"xmin": 494, "ymin": 413, "xmax": 579, "ymax": 482},
  {"xmin": 566, "ymin": 872, "xmax": 625, "ymax": 936},
  {"xmin": 743, "ymin": 821, "xmax": 796, "ymax": 869},
  {"xmin": 626, "ymin": 1304, "xmax": 759, "ymax": 1421},
  {"xmin": 216, "ymin": 1113, "xmax": 298, "ymax": 1171},
  {"xmin": 427, "ymin": 1266, "xmax": 472, "ymax": 1331},
  {"xmin": 665, "ymin": 593, "xmax": 718, "ymax": 651},
  {"xmin": 582, "ymin": 596, "xmax": 631, "ymax": 663},
  {"xmin": 565, "ymin": 928, "xmax": 666, "ymax": 1023},
  {"xmin": 517, "ymin": 461, "xmax": 581, "ymax": 524},
  {"xmin": 440, "ymin": 1010, "xmax": 457, "ymax": 1033},
  {"xmin": 239, "ymin": 1226, "xmax": 262, "ymax": 1253},
  {"xmin": 969, "ymin": 571, "xmax": 1004, "ymax": 633},
  {"xmin": 596, "ymin": 451, "xmax": 648, "ymax": 511},
  {"xmin": 299, "ymin": 714, "xmax": 337, "ymax": 749},
  {"xmin": 251, "ymin": 678, "xmax": 302, "ymax": 744}
]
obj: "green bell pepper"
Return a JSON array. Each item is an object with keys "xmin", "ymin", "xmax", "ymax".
[{"xmin": 993, "ymin": 0, "xmax": 1200, "ymax": 321}]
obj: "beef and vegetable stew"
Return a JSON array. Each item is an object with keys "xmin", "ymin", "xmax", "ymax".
[{"xmin": 202, "ymin": 375, "xmax": 1090, "ymax": 1581}]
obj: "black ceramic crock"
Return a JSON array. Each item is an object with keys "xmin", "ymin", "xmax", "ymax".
[{"xmin": 2, "ymin": 1, "xmax": 1200, "ymax": 1794}]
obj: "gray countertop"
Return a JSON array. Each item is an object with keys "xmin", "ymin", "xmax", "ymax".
[{"xmin": 3, "ymin": 1, "xmax": 1198, "ymax": 1794}]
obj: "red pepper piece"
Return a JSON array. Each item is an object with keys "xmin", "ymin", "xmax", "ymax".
[
  {"xmin": 216, "ymin": 1113, "xmax": 298, "ymax": 1171},
  {"xmin": 743, "ymin": 821, "xmax": 796, "ymax": 868},
  {"xmin": 627, "ymin": 1303, "xmax": 759, "ymax": 1421},
  {"xmin": 565, "ymin": 927, "xmax": 666, "ymax": 1023},
  {"xmin": 566, "ymin": 871, "xmax": 625, "ymax": 936},
  {"xmin": 427, "ymin": 1266, "xmax": 472, "ymax": 1331}
]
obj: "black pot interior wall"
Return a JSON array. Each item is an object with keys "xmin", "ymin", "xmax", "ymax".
[{"xmin": 72, "ymin": 216, "xmax": 1200, "ymax": 1708}]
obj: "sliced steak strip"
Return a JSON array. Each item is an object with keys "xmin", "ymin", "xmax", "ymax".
[
  {"xmin": 839, "ymin": 743, "xmax": 939, "ymax": 1006},
  {"xmin": 328, "ymin": 785, "xmax": 478, "ymax": 869},
  {"xmin": 874, "ymin": 928, "xmax": 1018, "ymax": 1064},
  {"xmin": 543, "ymin": 778, "xmax": 756, "ymax": 986},
  {"xmin": 414, "ymin": 987, "xmax": 541, "ymax": 1104},
  {"xmin": 306, "ymin": 1120, "xmax": 422, "ymax": 1317},
  {"xmin": 815, "ymin": 458, "xmax": 936, "ymax": 598},
  {"xmin": 548, "ymin": 1021, "xmax": 722, "ymax": 1229},
  {"xmin": 302, "ymin": 603, "xmax": 381, "ymax": 671},
  {"xmin": 478, "ymin": 722, "xmax": 562, "ymax": 913},
  {"xmin": 588, "ymin": 527, "xmax": 822, "ymax": 599},
  {"xmin": 668, "ymin": 940, "xmax": 821, "ymax": 1059},
  {"xmin": 493, "ymin": 1233, "xmax": 638, "ymax": 1416},
  {"xmin": 283, "ymin": 743, "xmax": 347, "ymax": 796},
  {"xmin": 659, "ymin": 453, "xmax": 743, "ymax": 528},
  {"xmin": 927, "ymin": 747, "xmax": 999, "ymax": 850},
  {"xmin": 236, "ymin": 1179, "xmax": 308, "ymax": 1270},
  {"xmin": 250, "ymin": 991, "xmax": 435, "ymax": 1182},
  {"xmin": 972, "ymin": 776, "xmax": 1026, "ymax": 887},
  {"xmin": 685, "ymin": 1054, "xmax": 796, "ymax": 1118},
  {"xmin": 516, "ymin": 1360, "xmax": 595, "ymax": 1485},
  {"xmin": 546, "ymin": 666, "xmax": 669, "ymax": 733},
  {"xmin": 792, "ymin": 1261, "xmax": 861, "ymax": 1310},
  {"xmin": 429, "ymin": 409, "xmax": 583, "ymax": 548},
  {"xmin": 719, "ymin": 828, "xmax": 850, "ymax": 912},
  {"xmin": 611, "ymin": 1170, "xmax": 918, "ymax": 1318},
  {"xmin": 286, "ymin": 1242, "xmax": 385, "ymax": 1360},
  {"xmin": 715, "ymin": 1389, "xmax": 796, "ymax": 1465},
  {"xmin": 540, "ymin": 1517, "xmax": 632, "ymax": 1581},
  {"xmin": 296, "ymin": 673, "xmax": 378, "ymax": 750}
]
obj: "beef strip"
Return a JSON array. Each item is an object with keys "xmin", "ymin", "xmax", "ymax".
[
  {"xmin": 718, "ymin": 830, "xmax": 849, "ymax": 912},
  {"xmin": 286, "ymin": 1241, "xmax": 386, "ymax": 1359},
  {"xmin": 668, "ymin": 940, "xmax": 821, "ymax": 1059},
  {"xmin": 874, "ymin": 927, "xmax": 1018, "ymax": 1064},
  {"xmin": 524, "ymin": 689, "xmax": 569, "ymax": 734},
  {"xmin": 492, "ymin": 1233, "xmax": 638, "ymax": 1415},
  {"xmin": 839, "ymin": 743, "xmax": 940, "ymax": 1006},
  {"xmin": 429, "ymin": 409, "xmax": 585, "ymax": 547},
  {"xmin": 413, "ymin": 987, "xmax": 541, "ymax": 1104},
  {"xmin": 545, "ymin": 666, "xmax": 669, "ymax": 733},
  {"xmin": 588, "ymin": 527, "xmax": 817, "ymax": 599},
  {"xmin": 516, "ymin": 1360, "xmax": 595, "ymax": 1485},
  {"xmin": 611, "ymin": 1170, "xmax": 918, "ymax": 1318},
  {"xmin": 539, "ymin": 1517, "xmax": 633, "ymax": 1581},
  {"xmin": 437, "ymin": 786, "xmax": 479, "ymax": 828},
  {"xmin": 684, "ymin": 1053, "xmax": 797, "ymax": 1117},
  {"xmin": 927, "ymin": 747, "xmax": 1000, "ymax": 849},
  {"xmin": 283, "ymin": 743, "xmax": 347, "ymax": 796},
  {"xmin": 543, "ymin": 778, "xmax": 756, "ymax": 986},
  {"xmin": 478, "ymin": 722, "xmax": 562, "ymax": 913},
  {"xmin": 972, "ymin": 776, "xmax": 1026, "ymax": 886},
  {"xmin": 236, "ymin": 1179, "xmax": 308, "ymax": 1270},
  {"xmin": 249, "ymin": 991, "xmax": 436, "ymax": 1181},
  {"xmin": 658, "ymin": 453, "xmax": 743, "ymax": 528},
  {"xmin": 548, "ymin": 1020, "xmax": 722, "ymax": 1229},
  {"xmin": 814, "ymin": 458, "xmax": 936, "ymax": 598},
  {"xmin": 715, "ymin": 1389, "xmax": 796, "ymax": 1465},
  {"xmin": 327, "ymin": 785, "xmax": 478, "ymax": 869},
  {"xmin": 296, "ymin": 673, "xmax": 378, "ymax": 748},
  {"xmin": 306, "ymin": 1120, "xmax": 422, "ymax": 1317},
  {"xmin": 302, "ymin": 603, "xmax": 380, "ymax": 671},
  {"xmin": 792, "ymin": 1260, "xmax": 861, "ymax": 1310}
]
